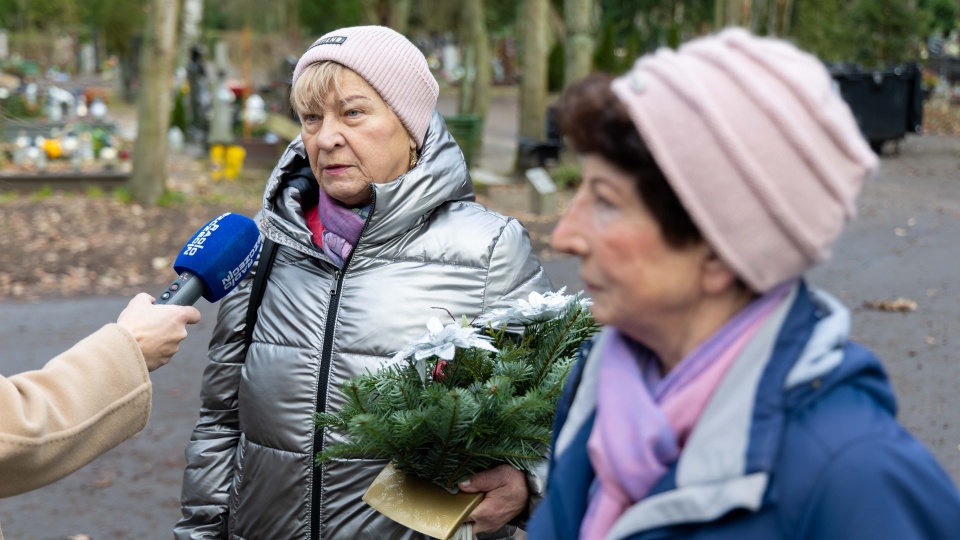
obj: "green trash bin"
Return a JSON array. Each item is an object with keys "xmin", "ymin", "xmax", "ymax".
[{"xmin": 442, "ymin": 114, "xmax": 483, "ymax": 169}]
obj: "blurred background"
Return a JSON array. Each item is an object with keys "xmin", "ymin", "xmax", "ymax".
[
  {"xmin": 3, "ymin": 1, "xmax": 960, "ymax": 538},
  {"xmin": 2, "ymin": 0, "xmax": 960, "ymax": 298}
]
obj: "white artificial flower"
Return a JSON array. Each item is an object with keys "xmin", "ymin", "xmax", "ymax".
[
  {"xmin": 477, "ymin": 287, "xmax": 590, "ymax": 327},
  {"xmin": 392, "ymin": 316, "xmax": 499, "ymax": 382}
]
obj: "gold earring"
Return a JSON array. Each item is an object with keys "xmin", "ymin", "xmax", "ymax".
[{"xmin": 409, "ymin": 149, "xmax": 418, "ymax": 169}]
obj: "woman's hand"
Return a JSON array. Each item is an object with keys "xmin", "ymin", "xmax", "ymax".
[
  {"xmin": 117, "ymin": 293, "xmax": 202, "ymax": 371},
  {"xmin": 458, "ymin": 464, "xmax": 528, "ymax": 533}
]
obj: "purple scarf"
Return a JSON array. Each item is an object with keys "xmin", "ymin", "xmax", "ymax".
[
  {"xmin": 316, "ymin": 187, "xmax": 368, "ymax": 268},
  {"xmin": 581, "ymin": 283, "xmax": 792, "ymax": 539}
]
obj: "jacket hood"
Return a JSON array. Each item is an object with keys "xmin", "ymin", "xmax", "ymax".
[
  {"xmin": 256, "ymin": 111, "xmax": 475, "ymax": 256},
  {"xmin": 782, "ymin": 286, "xmax": 896, "ymax": 416}
]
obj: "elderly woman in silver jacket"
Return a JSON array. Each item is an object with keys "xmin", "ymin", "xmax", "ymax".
[{"xmin": 176, "ymin": 26, "xmax": 552, "ymax": 539}]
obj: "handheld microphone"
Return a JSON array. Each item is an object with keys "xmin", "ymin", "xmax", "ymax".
[{"xmin": 155, "ymin": 213, "xmax": 263, "ymax": 306}]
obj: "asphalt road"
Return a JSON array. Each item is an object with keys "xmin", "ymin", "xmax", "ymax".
[{"xmin": 2, "ymin": 134, "xmax": 960, "ymax": 538}]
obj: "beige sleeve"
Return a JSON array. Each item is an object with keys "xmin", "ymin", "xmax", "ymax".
[{"xmin": 0, "ymin": 323, "xmax": 152, "ymax": 498}]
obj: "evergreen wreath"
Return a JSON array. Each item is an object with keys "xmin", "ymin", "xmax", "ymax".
[{"xmin": 314, "ymin": 290, "xmax": 599, "ymax": 492}]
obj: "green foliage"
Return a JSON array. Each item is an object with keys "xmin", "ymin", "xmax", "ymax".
[
  {"xmin": 793, "ymin": 0, "xmax": 854, "ymax": 63},
  {"xmin": 297, "ymin": 0, "xmax": 363, "ymax": 36},
  {"xmin": 170, "ymin": 89, "xmax": 188, "ymax": 134},
  {"xmin": 85, "ymin": 186, "xmax": 106, "ymax": 199},
  {"xmin": 2, "ymin": 94, "xmax": 42, "ymax": 120},
  {"xmin": 923, "ymin": 0, "xmax": 956, "ymax": 37},
  {"xmin": 113, "ymin": 186, "xmax": 132, "ymax": 204},
  {"xmin": 593, "ymin": 0, "xmax": 714, "ymax": 67},
  {"xmin": 157, "ymin": 189, "xmax": 186, "ymax": 208},
  {"xmin": 794, "ymin": 0, "xmax": 927, "ymax": 67},
  {"xmin": 593, "ymin": 20, "xmax": 621, "ymax": 74},
  {"xmin": 849, "ymin": 0, "xmax": 927, "ymax": 67},
  {"xmin": 83, "ymin": 0, "xmax": 146, "ymax": 56},
  {"xmin": 31, "ymin": 186, "xmax": 53, "ymax": 201},
  {"xmin": 549, "ymin": 163, "xmax": 582, "ymax": 190},
  {"xmin": 315, "ymin": 301, "xmax": 598, "ymax": 491},
  {"xmin": 547, "ymin": 41, "xmax": 564, "ymax": 93}
]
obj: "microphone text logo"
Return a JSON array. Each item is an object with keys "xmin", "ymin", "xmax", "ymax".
[
  {"xmin": 221, "ymin": 235, "xmax": 263, "ymax": 291},
  {"xmin": 182, "ymin": 213, "xmax": 227, "ymax": 256}
]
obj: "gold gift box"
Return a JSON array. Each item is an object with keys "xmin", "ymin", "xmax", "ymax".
[{"xmin": 363, "ymin": 462, "xmax": 485, "ymax": 540}]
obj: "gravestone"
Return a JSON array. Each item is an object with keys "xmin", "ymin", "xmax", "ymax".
[{"xmin": 526, "ymin": 167, "xmax": 557, "ymax": 215}]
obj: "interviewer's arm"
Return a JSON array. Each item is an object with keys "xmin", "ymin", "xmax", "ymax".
[
  {"xmin": 0, "ymin": 295, "xmax": 200, "ymax": 498},
  {"xmin": 0, "ymin": 323, "xmax": 151, "ymax": 498}
]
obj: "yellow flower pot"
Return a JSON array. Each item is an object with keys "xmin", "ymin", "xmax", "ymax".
[{"xmin": 363, "ymin": 462, "xmax": 484, "ymax": 540}]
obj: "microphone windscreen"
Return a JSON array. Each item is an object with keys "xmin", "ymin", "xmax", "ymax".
[{"xmin": 173, "ymin": 213, "xmax": 263, "ymax": 302}]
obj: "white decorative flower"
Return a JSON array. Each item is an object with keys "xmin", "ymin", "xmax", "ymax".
[
  {"xmin": 392, "ymin": 316, "xmax": 499, "ymax": 382},
  {"xmin": 477, "ymin": 288, "xmax": 590, "ymax": 328}
]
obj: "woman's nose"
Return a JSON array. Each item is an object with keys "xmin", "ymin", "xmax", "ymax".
[
  {"xmin": 551, "ymin": 193, "xmax": 589, "ymax": 257},
  {"xmin": 312, "ymin": 118, "xmax": 344, "ymax": 151}
]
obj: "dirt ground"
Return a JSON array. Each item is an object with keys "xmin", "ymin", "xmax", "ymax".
[{"xmin": 0, "ymin": 158, "xmax": 568, "ymax": 302}]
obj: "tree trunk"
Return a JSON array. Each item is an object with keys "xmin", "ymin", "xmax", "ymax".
[
  {"xmin": 361, "ymin": 0, "xmax": 382, "ymax": 25},
  {"xmin": 780, "ymin": 0, "xmax": 794, "ymax": 36},
  {"xmin": 516, "ymin": 0, "xmax": 549, "ymax": 171},
  {"xmin": 519, "ymin": 0, "xmax": 548, "ymax": 140},
  {"xmin": 459, "ymin": 0, "xmax": 491, "ymax": 119},
  {"xmin": 768, "ymin": 0, "xmax": 779, "ymax": 36},
  {"xmin": 564, "ymin": 0, "xmax": 595, "ymax": 88},
  {"xmin": 726, "ymin": 0, "xmax": 739, "ymax": 26},
  {"xmin": 388, "ymin": 0, "xmax": 412, "ymax": 34},
  {"xmin": 129, "ymin": 0, "xmax": 179, "ymax": 206}
]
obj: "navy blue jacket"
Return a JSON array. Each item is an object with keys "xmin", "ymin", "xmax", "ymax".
[{"xmin": 528, "ymin": 282, "xmax": 960, "ymax": 539}]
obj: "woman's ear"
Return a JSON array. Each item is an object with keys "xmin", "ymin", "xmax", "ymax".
[{"xmin": 700, "ymin": 245, "xmax": 740, "ymax": 296}]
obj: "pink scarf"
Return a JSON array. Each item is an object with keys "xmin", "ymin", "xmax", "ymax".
[
  {"xmin": 581, "ymin": 284, "xmax": 790, "ymax": 539},
  {"xmin": 304, "ymin": 188, "xmax": 369, "ymax": 268}
]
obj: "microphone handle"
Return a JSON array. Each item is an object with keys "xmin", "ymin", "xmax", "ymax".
[{"xmin": 155, "ymin": 271, "xmax": 207, "ymax": 306}]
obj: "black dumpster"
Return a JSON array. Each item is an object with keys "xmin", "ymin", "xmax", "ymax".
[
  {"xmin": 828, "ymin": 63, "xmax": 923, "ymax": 153},
  {"xmin": 517, "ymin": 105, "xmax": 563, "ymax": 169}
]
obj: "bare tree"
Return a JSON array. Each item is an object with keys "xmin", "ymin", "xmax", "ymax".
[
  {"xmin": 564, "ymin": 0, "xmax": 596, "ymax": 88},
  {"xmin": 459, "ymin": 0, "xmax": 492, "ymax": 119},
  {"xmin": 129, "ymin": 0, "xmax": 179, "ymax": 206},
  {"xmin": 515, "ymin": 0, "xmax": 549, "ymax": 172},
  {"xmin": 518, "ymin": 0, "xmax": 549, "ymax": 142},
  {"xmin": 361, "ymin": 0, "xmax": 412, "ymax": 33},
  {"xmin": 389, "ymin": 0, "xmax": 412, "ymax": 34}
]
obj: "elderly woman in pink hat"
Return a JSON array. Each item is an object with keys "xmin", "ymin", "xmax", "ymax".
[
  {"xmin": 528, "ymin": 29, "xmax": 960, "ymax": 540},
  {"xmin": 176, "ymin": 26, "xmax": 551, "ymax": 539}
]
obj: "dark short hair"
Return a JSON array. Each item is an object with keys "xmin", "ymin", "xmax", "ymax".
[{"xmin": 556, "ymin": 73, "xmax": 702, "ymax": 248}]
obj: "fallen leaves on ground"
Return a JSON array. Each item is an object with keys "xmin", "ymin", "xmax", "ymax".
[
  {"xmin": 0, "ymin": 182, "xmax": 564, "ymax": 301},
  {"xmin": 0, "ymin": 194, "xmax": 261, "ymax": 301},
  {"xmin": 863, "ymin": 297, "xmax": 918, "ymax": 313},
  {"xmin": 923, "ymin": 99, "xmax": 960, "ymax": 136}
]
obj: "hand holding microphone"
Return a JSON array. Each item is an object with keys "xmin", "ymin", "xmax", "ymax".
[{"xmin": 117, "ymin": 293, "xmax": 201, "ymax": 371}]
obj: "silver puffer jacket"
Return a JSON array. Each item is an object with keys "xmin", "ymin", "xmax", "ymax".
[{"xmin": 176, "ymin": 112, "xmax": 553, "ymax": 539}]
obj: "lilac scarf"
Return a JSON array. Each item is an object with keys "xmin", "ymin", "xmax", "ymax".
[
  {"xmin": 316, "ymin": 187, "xmax": 368, "ymax": 268},
  {"xmin": 581, "ymin": 283, "xmax": 791, "ymax": 539}
]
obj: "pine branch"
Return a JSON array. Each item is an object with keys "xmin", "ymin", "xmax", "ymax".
[{"xmin": 313, "ymin": 296, "xmax": 597, "ymax": 493}]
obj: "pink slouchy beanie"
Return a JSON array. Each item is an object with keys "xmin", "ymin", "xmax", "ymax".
[
  {"xmin": 611, "ymin": 29, "xmax": 878, "ymax": 292},
  {"xmin": 292, "ymin": 25, "xmax": 439, "ymax": 149}
]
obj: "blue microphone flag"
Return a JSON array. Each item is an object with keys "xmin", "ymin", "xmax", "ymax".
[{"xmin": 173, "ymin": 213, "xmax": 262, "ymax": 302}]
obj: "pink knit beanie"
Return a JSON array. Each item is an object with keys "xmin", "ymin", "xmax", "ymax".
[
  {"xmin": 292, "ymin": 25, "xmax": 439, "ymax": 148},
  {"xmin": 611, "ymin": 29, "xmax": 878, "ymax": 292}
]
